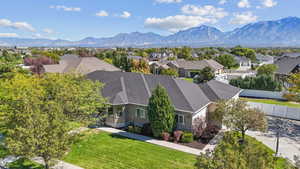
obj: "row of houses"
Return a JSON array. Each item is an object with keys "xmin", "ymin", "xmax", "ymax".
[{"xmin": 150, "ymin": 59, "xmax": 224, "ymax": 78}]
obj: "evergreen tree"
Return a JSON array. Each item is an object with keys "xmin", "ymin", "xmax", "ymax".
[{"xmin": 147, "ymin": 85, "xmax": 175, "ymax": 138}]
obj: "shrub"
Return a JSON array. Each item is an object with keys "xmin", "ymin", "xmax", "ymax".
[
  {"xmin": 200, "ymin": 125, "xmax": 220, "ymax": 143},
  {"xmin": 173, "ymin": 130, "xmax": 183, "ymax": 143},
  {"xmin": 161, "ymin": 132, "xmax": 170, "ymax": 141},
  {"xmin": 142, "ymin": 123, "xmax": 152, "ymax": 136},
  {"xmin": 128, "ymin": 126, "xmax": 134, "ymax": 133},
  {"xmin": 181, "ymin": 132, "xmax": 194, "ymax": 143},
  {"xmin": 192, "ymin": 117, "xmax": 206, "ymax": 139},
  {"xmin": 134, "ymin": 126, "xmax": 142, "ymax": 134}
]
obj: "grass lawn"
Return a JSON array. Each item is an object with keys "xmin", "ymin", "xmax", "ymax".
[
  {"xmin": 241, "ymin": 98, "xmax": 300, "ymax": 108},
  {"xmin": 8, "ymin": 158, "xmax": 44, "ymax": 169},
  {"xmin": 63, "ymin": 130, "xmax": 197, "ymax": 169},
  {"xmin": 183, "ymin": 78, "xmax": 194, "ymax": 83}
]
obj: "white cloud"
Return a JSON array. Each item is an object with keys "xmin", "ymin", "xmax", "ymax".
[
  {"xmin": 145, "ymin": 15, "xmax": 216, "ymax": 32},
  {"xmin": 181, "ymin": 5, "xmax": 228, "ymax": 19},
  {"xmin": 96, "ymin": 10, "xmax": 109, "ymax": 17},
  {"xmin": 43, "ymin": 28, "xmax": 54, "ymax": 34},
  {"xmin": 50, "ymin": 5, "xmax": 81, "ymax": 12},
  {"xmin": 230, "ymin": 12, "xmax": 258, "ymax": 24},
  {"xmin": 0, "ymin": 33, "xmax": 18, "ymax": 38},
  {"xmin": 219, "ymin": 0, "xmax": 227, "ymax": 5},
  {"xmin": 120, "ymin": 11, "xmax": 131, "ymax": 18},
  {"xmin": 261, "ymin": 0, "xmax": 277, "ymax": 8},
  {"xmin": 238, "ymin": 0, "xmax": 251, "ymax": 8},
  {"xmin": 155, "ymin": 0, "xmax": 182, "ymax": 3},
  {"xmin": 0, "ymin": 19, "xmax": 35, "ymax": 32}
]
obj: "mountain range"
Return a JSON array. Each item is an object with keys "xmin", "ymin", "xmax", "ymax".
[{"xmin": 1, "ymin": 17, "xmax": 300, "ymax": 47}]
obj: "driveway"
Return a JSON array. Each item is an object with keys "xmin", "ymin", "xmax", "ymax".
[{"xmin": 247, "ymin": 117, "xmax": 300, "ymax": 164}]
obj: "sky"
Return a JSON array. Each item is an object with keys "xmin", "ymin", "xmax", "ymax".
[{"xmin": 0, "ymin": 0, "xmax": 299, "ymax": 41}]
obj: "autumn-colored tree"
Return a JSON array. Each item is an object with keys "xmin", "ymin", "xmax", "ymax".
[
  {"xmin": 214, "ymin": 99, "xmax": 267, "ymax": 142},
  {"xmin": 284, "ymin": 73, "xmax": 300, "ymax": 102}
]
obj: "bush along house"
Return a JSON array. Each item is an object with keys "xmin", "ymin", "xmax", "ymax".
[{"xmin": 86, "ymin": 71, "xmax": 241, "ymax": 132}]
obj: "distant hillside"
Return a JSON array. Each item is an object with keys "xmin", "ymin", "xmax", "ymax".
[{"xmin": 1, "ymin": 17, "xmax": 300, "ymax": 47}]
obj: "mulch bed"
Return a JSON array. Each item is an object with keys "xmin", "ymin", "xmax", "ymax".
[{"xmin": 179, "ymin": 140, "xmax": 207, "ymax": 149}]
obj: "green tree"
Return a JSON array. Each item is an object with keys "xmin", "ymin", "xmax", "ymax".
[
  {"xmin": 229, "ymin": 75, "xmax": 282, "ymax": 91},
  {"xmin": 0, "ymin": 73, "xmax": 107, "ymax": 169},
  {"xmin": 147, "ymin": 85, "xmax": 175, "ymax": 138},
  {"xmin": 196, "ymin": 132, "xmax": 277, "ymax": 169},
  {"xmin": 194, "ymin": 67, "xmax": 215, "ymax": 83},
  {"xmin": 216, "ymin": 54, "xmax": 238, "ymax": 69},
  {"xmin": 214, "ymin": 99, "xmax": 267, "ymax": 142},
  {"xmin": 257, "ymin": 64, "xmax": 278, "ymax": 76},
  {"xmin": 160, "ymin": 68, "xmax": 179, "ymax": 77},
  {"xmin": 231, "ymin": 46, "xmax": 256, "ymax": 61},
  {"xmin": 178, "ymin": 46, "xmax": 192, "ymax": 59}
]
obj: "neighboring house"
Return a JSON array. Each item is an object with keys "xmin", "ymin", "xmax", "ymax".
[
  {"xmin": 149, "ymin": 52, "xmax": 176, "ymax": 61},
  {"xmin": 86, "ymin": 71, "xmax": 241, "ymax": 131},
  {"xmin": 149, "ymin": 61, "xmax": 170, "ymax": 75},
  {"xmin": 234, "ymin": 56, "xmax": 252, "ymax": 70},
  {"xmin": 167, "ymin": 59, "xmax": 224, "ymax": 78},
  {"xmin": 274, "ymin": 56, "xmax": 300, "ymax": 87},
  {"xmin": 255, "ymin": 54, "xmax": 274, "ymax": 66},
  {"xmin": 44, "ymin": 54, "xmax": 120, "ymax": 74}
]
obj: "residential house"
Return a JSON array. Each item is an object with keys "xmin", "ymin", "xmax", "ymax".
[
  {"xmin": 86, "ymin": 71, "xmax": 241, "ymax": 131},
  {"xmin": 255, "ymin": 54, "xmax": 274, "ymax": 66},
  {"xmin": 149, "ymin": 52, "xmax": 176, "ymax": 61},
  {"xmin": 167, "ymin": 59, "xmax": 224, "ymax": 78},
  {"xmin": 149, "ymin": 60, "xmax": 170, "ymax": 75},
  {"xmin": 274, "ymin": 56, "xmax": 300, "ymax": 87},
  {"xmin": 234, "ymin": 56, "xmax": 252, "ymax": 70},
  {"xmin": 44, "ymin": 54, "xmax": 120, "ymax": 74}
]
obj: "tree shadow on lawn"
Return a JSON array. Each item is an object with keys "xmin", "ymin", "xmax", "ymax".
[{"xmin": 110, "ymin": 131, "xmax": 154, "ymax": 142}]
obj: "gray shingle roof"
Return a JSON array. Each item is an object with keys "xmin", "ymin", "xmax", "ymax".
[
  {"xmin": 274, "ymin": 56, "xmax": 300, "ymax": 75},
  {"xmin": 170, "ymin": 59, "xmax": 224, "ymax": 71},
  {"xmin": 86, "ymin": 71, "xmax": 240, "ymax": 113},
  {"xmin": 199, "ymin": 80, "xmax": 241, "ymax": 102},
  {"xmin": 44, "ymin": 54, "xmax": 120, "ymax": 74}
]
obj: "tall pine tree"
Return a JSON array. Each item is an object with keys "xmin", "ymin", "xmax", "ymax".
[{"xmin": 147, "ymin": 85, "xmax": 175, "ymax": 138}]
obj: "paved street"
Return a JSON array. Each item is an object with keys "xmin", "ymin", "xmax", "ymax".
[{"xmin": 247, "ymin": 117, "xmax": 300, "ymax": 164}]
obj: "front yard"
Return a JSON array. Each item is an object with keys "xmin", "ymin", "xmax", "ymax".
[{"xmin": 63, "ymin": 130, "xmax": 197, "ymax": 169}]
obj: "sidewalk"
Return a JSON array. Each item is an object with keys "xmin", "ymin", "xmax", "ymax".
[
  {"xmin": 32, "ymin": 157, "xmax": 84, "ymax": 169},
  {"xmin": 97, "ymin": 127, "xmax": 224, "ymax": 156}
]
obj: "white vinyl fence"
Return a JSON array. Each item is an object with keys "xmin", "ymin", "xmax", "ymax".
[{"xmin": 247, "ymin": 102, "xmax": 300, "ymax": 120}]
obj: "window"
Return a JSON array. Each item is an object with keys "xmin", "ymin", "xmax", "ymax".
[
  {"xmin": 176, "ymin": 114, "xmax": 184, "ymax": 125},
  {"xmin": 136, "ymin": 108, "xmax": 146, "ymax": 119},
  {"xmin": 116, "ymin": 106, "xmax": 124, "ymax": 118}
]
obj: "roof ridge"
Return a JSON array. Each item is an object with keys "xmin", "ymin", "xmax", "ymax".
[
  {"xmin": 173, "ymin": 79, "xmax": 195, "ymax": 111},
  {"xmin": 200, "ymin": 82, "xmax": 219, "ymax": 101},
  {"xmin": 140, "ymin": 74, "xmax": 151, "ymax": 97},
  {"xmin": 120, "ymin": 76, "xmax": 129, "ymax": 103}
]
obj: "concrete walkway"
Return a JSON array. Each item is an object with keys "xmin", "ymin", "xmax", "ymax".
[
  {"xmin": 97, "ymin": 127, "xmax": 224, "ymax": 156},
  {"xmin": 32, "ymin": 157, "xmax": 84, "ymax": 169}
]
